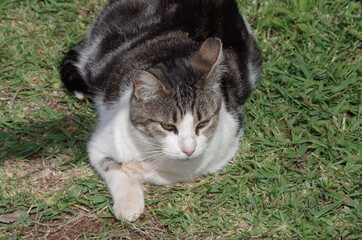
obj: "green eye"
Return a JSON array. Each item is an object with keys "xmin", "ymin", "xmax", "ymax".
[
  {"xmin": 160, "ymin": 123, "xmax": 177, "ymax": 133},
  {"xmin": 196, "ymin": 120, "xmax": 209, "ymax": 129}
]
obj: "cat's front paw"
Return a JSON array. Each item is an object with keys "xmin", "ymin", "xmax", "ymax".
[
  {"xmin": 112, "ymin": 181, "xmax": 145, "ymax": 222},
  {"xmin": 113, "ymin": 196, "xmax": 145, "ymax": 222}
]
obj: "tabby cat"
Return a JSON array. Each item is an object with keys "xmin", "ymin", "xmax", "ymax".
[{"xmin": 60, "ymin": 0, "xmax": 262, "ymax": 222}]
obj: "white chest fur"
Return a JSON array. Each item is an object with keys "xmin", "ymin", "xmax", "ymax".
[{"xmin": 88, "ymin": 90, "xmax": 142, "ymax": 163}]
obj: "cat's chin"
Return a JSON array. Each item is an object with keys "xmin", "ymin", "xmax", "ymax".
[
  {"xmin": 173, "ymin": 156, "xmax": 192, "ymax": 161},
  {"xmin": 168, "ymin": 153, "xmax": 203, "ymax": 161}
]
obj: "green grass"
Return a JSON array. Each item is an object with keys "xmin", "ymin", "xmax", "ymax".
[{"xmin": 1, "ymin": 0, "xmax": 361, "ymax": 239}]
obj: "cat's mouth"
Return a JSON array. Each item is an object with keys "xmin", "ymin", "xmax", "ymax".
[
  {"xmin": 142, "ymin": 151, "xmax": 200, "ymax": 163},
  {"xmin": 167, "ymin": 151, "xmax": 203, "ymax": 161}
]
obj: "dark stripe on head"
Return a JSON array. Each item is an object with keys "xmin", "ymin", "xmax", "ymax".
[
  {"xmin": 196, "ymin": 110, "xmax": 202, "ymax": 121},
  {"xmin": 172, "ymin": 111, "xmax": 178, "ymax": 123}
]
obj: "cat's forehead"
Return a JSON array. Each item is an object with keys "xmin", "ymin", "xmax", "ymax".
[
  {"xmin": 134, "ymin": 58, "xmax": 222, "ymax": 122},
  {"xmin": 153, "ymin": 59, "xmax": 205, "ymax": 88},
  {"xmin": 151, "ymin": 91, "xmax": 220, "ymax": 123}
]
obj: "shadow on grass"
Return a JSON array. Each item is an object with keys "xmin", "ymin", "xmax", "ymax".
[{"xmin": 0, "ymin": 113, "xmax": 93, "ymax": 165}]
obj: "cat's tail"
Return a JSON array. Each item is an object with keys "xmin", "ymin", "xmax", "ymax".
[{"xmin": 60, "ymin": 45, "xmax": 92, "ymax": 100}]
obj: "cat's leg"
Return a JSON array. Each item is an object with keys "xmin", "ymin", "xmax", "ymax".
[
  {"xmin": 60, "ymin": 40, "xmax": 93, "ymax": 100},
  {"xmin": 89, "ymin": 150, "xmax": 145, "ymax": 222},
  {"xmin": 122, "ymin": 161, "xmax": 185, "ymax": 185}
]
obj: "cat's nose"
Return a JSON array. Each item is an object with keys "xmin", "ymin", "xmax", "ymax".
[
  {"xmin": 182, "ymin": 148, "xmax": 195, "ymax": 157},
  {"xmin": 180, "ymin": 136, "xmax": 196, "ymax": 157}
]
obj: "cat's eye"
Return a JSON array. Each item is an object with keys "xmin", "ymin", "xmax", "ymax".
[
  {"xmin": 160, "ymin": 123, "xmax": 177, "ymax": 133},
  {"xmin": 196, "ymin": 120, "xmax": 209, "ymax": 129}
]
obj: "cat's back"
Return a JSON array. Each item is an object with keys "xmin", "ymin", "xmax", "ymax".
[
  {"xmin": 63, "ymin": 0, "xmax": 261, "ymax": 111},
  {"xmin": 90, "ymin": 0, "xmax": 250, "ymax": 49},
  {"xmin": 82, "ymin": 0, "xmax": 199, "ymax": 102},
  {"xmin": 84, "ymin": 0, "xmax": 258, "ymax": 77}
]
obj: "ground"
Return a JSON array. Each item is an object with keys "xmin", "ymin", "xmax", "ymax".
[{"xmin": 0, "ymin": 0, "xmax": 361, "ymax": 239}]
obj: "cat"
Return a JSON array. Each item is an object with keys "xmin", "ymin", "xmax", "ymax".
[{"xmin": 60, "ymin": 0, "xmax": 262, "ymax": 222}]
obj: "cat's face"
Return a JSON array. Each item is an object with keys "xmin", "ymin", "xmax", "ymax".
[
  {"xmin": 130, "ymin": 38, "xmax": 224, "ymax": 160},
  {"xmin": 130, "ymin": 81, "xmax": 222, "ymax": 160}
]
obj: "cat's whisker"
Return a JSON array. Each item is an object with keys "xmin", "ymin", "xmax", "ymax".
[
  {"xmin": 128, "ymin": 137, "xmax": 163, "ymax": 149},
  {"xmin": 143, "ymin": 151, "xmax": 163, "ymax": 155},
  {"xmin": 141, "ymin": 153, "xmax": 170, "ymax": 167},
  {"xmin": 137, "ymin": 151, "xmax": 168, "ymax": 160},
  {"xmin": 146, "ymin": 154, "xmax": 169, "ymax": 162}
]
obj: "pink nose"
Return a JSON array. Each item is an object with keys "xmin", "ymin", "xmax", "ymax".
[{"xmin": 182, "ymin": 148, "xmax": 195, "ymax": 157}]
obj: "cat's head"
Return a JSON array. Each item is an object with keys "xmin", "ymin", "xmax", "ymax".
[{"xmin": 130, "ymin": 38, "xmax": 225, "ymax": 160}]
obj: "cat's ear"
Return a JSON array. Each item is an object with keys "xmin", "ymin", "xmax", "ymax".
[
  {"xmin": 133, "ymin": 70, "xmax": 168, "ymax": 101},
  {"xmin": 191, "ymin": 38, "xmax": 223, "ymax": 75}
]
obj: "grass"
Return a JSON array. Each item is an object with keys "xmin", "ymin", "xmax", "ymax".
[{"xmin": 0, "ymin": 0, "xmax": 361, "ymax": 239}]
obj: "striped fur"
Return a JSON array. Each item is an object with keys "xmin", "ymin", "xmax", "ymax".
[
  {"xmin": 60, "ymin": 0, "xmax": 262, "ymax": 222},
  {"xmin": 60, "ymin": 0, "xmax": 262, "ymax": 115}
]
